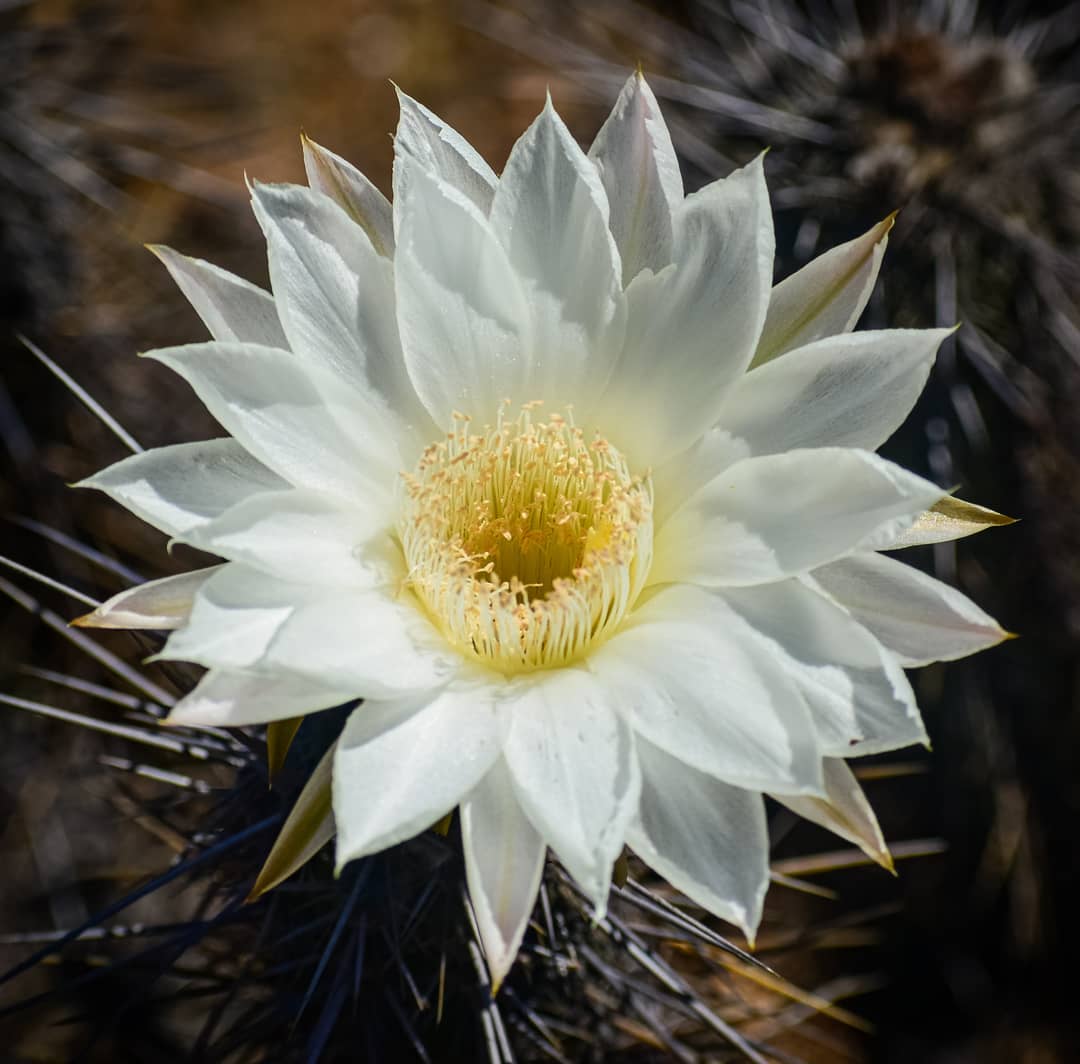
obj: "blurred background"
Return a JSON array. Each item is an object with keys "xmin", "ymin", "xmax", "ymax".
[{"xmin": 0, "ymin": 0, "xmax": 1077, "ymax": 1060}]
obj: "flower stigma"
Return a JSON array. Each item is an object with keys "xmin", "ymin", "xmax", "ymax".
[{"xmin": 399, "ymin": 403, "xmax": 654, "ymax": 673}]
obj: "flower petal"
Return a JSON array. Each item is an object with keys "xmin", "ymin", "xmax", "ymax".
[
  {"xmin": 250, "ymin": 182, "xmax": 430, "ymax": 437},
  {"xmin": 773, "ymin": 758, "xmax": 891, "ymax": 870},
  {"xmin": 74, "ymin": 566, "xmax": 222, "ymax": 630},
  {"xmin": 461, "ymin": 758, "xmax": 546, "ymax": 991},
  {"xmin": 655, "ymin": 323, "xmax": 945, "ymax": 524},
  {"xmin": 159, "ymin": 564, "xmax": 454, "ymax": 698},
  {"xmin": 627, "ymin": 736, "xmax": 768, "ymax": 940},
  {"xmin": 502, "ymin": 668, "xmax": 640, "ymax": 914},
  {"xmin": 393, "ymin": 89, "xmax": 498, "ymax": 216},
  {"xmin": 883, "ymin": 496, "xmax": 1016, "ymax": 549},
  {"xmin": 248, "ymin": 740, "xmax": 336, "ymax": 899},
  {"xmin": 394, "ymin": 159, "xmax": 532, "ymax": 427},
  {"xmin": 183, "ymin": 489, "xmax": 396, "ymax": 589},
  {"xmin": 717, "ymin": 328, "xmax": 950, "ymax": 456},
  {"xmin": 333, "ymin": 683, "xmax": 501, "ymax": 865},
  {"xmin": 651, "ymin": 448, "xmax": 946, "ymax": 588},
  {"xmin": 753, "ymin": 214, "xmax": 894, "ymax": 366},
  {"xmin": 146, "ymin": 342, "xmax": 402, "ymax": 503},
  {"xmin": 260, "ymin": 588, "xmax": 454, "ymax": 697},
  {"xmin": 266, "ymin": 718, "xmax": 303, "ymax": 784},
  {"xmin": 588, "ymin": 71, "xmax": 681, "ymax": 282},
  {"xmin": 488, "ymin": 96, "xmax": 625, "ymax": 418},
  {"xmin": 78, "ymin": 439, "xmax": 287, "ymax": 537},
  {"xmin": 158, "ymin": 566, "xmax": 293, "ymax": 671},
  {"xmin": 166, "ymin": 668, "xmax": 352, "ymax": 727},
  {"xmin": 811, "ymin": 551, "xmax": 1010, "ymax": 666},
  {"xmin": 600, "ymin": 154, "xmax": 774, "ymax": 468},
  {"xmin": 149, "ymin": 245, "xmax": 287, "ymax": 348},
  {"xmin": 651, "ymin": 428, "xmax": 751, "ymax": 529},
  {"xmin": 721, "ymin": 579, "xmax": 927, "ymax": 756},
  {"xmin": 591, "ymin": 584, "xmax": 824, "ymax": 795},
  {"xmin": 302, "ymin": 135, "xmax": 395, "ymax": 257}
]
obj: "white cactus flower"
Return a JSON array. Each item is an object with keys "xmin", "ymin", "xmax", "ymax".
[{"xmin": 80, "ymin": 74, "xmax": 1011, "ymax": 988}]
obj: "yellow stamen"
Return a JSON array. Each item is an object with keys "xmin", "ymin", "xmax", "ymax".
[{"xmin": 399, "ymin": 405, "xmax": 653, "ymax": 673}]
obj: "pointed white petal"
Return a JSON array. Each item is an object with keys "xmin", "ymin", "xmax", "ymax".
[
  {"xmin": 160, "ymin": 564, "xmax": 455, "ymax": 698},
  {"xmin": 159, "ymin": 565, "xmax": 293, "ymax": 671},
  {"xmin": 302, "ymin": 135, "xmax": 395, "ymax": 257},
  {"xmin": 502, "ymin": 669, "xmax": 640, "ymax": 914},
  {"xmin": 811, "ymin": 551, "xmax": 1010, "ymax": 666},
  {"xmin": 651, "ymin": 448, "xmax": 946, "ymax": 588},
  {"xmin": 773, "ymin": 758, "xmax": 891, "ymax": 869},
  {"xmin": 591, "ymin": 584, "xmax": 824, "ymax": 795},
  {"xmin": 146, "ymin": 342, "xmax": 402, "ymax": 504},
  {"xmin": 881, "ymin": 496, "xmax": 1016, "ymax": 549},
  {"xmin": 79, "ymin": 439, "xmax": 287, "ymax": 538},
  {"xmin": 650, "ymin": 428, "xmax": 751, "ymax": 531},
  {"xmin": 600, "ymin": 155, "xmax": 774, "ymax": 468},
  {"xmin": 334, "ymin": 683, "xmax": 501, "ymax": 864},
  {"xmin": 250, "ymin": 182, "xmax": 430, "ymax": 436},
  {"xmin": 183, "ymin": 489, "xmax": 395, "ymax": 589},
  {"xmin": 261, "ymin": 585, "xmax": 454, "ymax": 697},
  {"xmin": 588, "ymin": 71, "xmax": 681, "ymax": 282},
  {"xmin": 650, "ymin": 327, "xmax": 947, "ymax": 531},
  {"xmin": 488, "ymin": 97, "xmax": 625, "ymax": 417},
  {"xmin": 754, "ymin": 215, "xmax": 894, "ymax": 366},
  {"xmin": 462, "ymin": 758, "xmax": 545, "ymax": 991},
  {"xmin": 718, "ymin": 328, "xmax": 950, "ymax": 456},
  {"xmin": 393, "ymin": 89, "xmax": 498, "ymax": 216},
  {"xmin": 75, "ymin": 566, "xmax": 221, "ymax": 630},
  {"xmin": 166, "ymin": 668, "xmax": 352, "ymax": 727},
  {"xmin": 721, "ymin": 579, "xmax": 927, "ymax": 756},
  {"xmin": 394, "ymin": 160, "xmax": 531, "ymax": 427},
  {"xmin": 149, "ymin": 245, "xmax": 287, "ymax": 348},
  {"xmin": 627, "ymin": 737, "xmax": 768, "ymax": 939}
]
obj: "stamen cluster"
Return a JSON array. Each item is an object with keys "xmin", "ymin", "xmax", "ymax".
[{"xmin": 400, "ymin": 404, "xmax": 653, "ymax": 672}]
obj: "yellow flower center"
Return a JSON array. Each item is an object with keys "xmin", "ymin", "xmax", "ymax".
[{"xmin": 399, "ymin": 403, "xmax": 653, "ymax": 673}]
